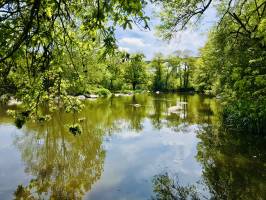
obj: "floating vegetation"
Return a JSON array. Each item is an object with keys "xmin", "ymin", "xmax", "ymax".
[
  {"xmin": 69, "ymin": 124, "xmax": 82, "ymax": 135},
  {"xmin": 15, "ymin": 116, "xmax": 26, "ymax": 129},
  {"xmin": 14, "ymin": 110, "xmax": 31, "ymax": 129}
]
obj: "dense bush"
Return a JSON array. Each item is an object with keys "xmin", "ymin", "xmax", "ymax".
[
  {"xmin": 95, "ymin": 88, "xmax": 112, "ymax": 97},
  {"xmin": 222, "ymin": 99, "xmax": 266, "ymax": 134}
]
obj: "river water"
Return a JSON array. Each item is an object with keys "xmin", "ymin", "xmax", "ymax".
[{"xmin": 0, "ymin": 94, "xmax": 265, "ymax": 199}]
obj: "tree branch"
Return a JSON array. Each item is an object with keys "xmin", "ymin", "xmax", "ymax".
[{"xmin": 0, "ymin": 0, "xmax": 41, "ymax": 63}]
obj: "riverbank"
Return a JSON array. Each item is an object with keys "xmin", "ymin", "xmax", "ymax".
[{"xmin": 0, "ymin": 89, "xmax": 220, "ymax": 107}]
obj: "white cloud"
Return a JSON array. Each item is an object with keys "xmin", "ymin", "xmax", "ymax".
[
  {"xmin": 161, "ymin": 30, "xmax": 208, "ymax": 55},
  {"xmin": 119, "ymin": 37, "xmax": 146, "ymax": 47},
  {"xmin": 116, "ymin": 25, "xmax": 208, "ymax": 60},
  {"xmin": 118, "ymin": 46, "xmax": 130, "ymax": 52},
  {"xmin": 115, "ymin": 3, "xmax": 217, "ymax": 60}
]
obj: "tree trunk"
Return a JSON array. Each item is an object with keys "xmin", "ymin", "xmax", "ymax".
[{"xmin": 132, "ymin": 82, "xmax": 136, "ymax": 90}]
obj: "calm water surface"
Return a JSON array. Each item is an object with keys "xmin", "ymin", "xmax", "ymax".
[{"xmin": 0, "ymin": 94, "xmax": 265, "ymax": 200}]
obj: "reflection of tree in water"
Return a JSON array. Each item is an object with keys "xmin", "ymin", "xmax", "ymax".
[
  {"xmin": 161, "ymin": 95, "xmax": 188, "ymax": 131},
  {"xmin": 151, "ymin": 173, "xmax": 200, "ymax": 200},
  {"xmin": 151, "ymin": 94, "xmax": 219, "ymax": 132},
  {"xmin": 146, "ymin": 94, "xmax": 219, "ymax": 131},
  {"xmin": 151, "ymin": 125, "xmax": 266, "ymax": 200},
  {"xmin": 123, "ymin": 95, "xmax": 148, "ymax": 132},
  {"xmin": 85, "ymin": 95, "xmax": 150, "ymax": 133},
  {"xmin": 3, "ymin": 94, "xmax": 225, "ymax": 199},
  {"xmin": 197, "ymin": 125, "xmax": 266, "ymax": 200},
  {"xmin": 13, "ymin": 113, "xmax": 105, "ymax": 200},
  {"xmin": 150, "ymin": 97, "xmax": 166, "ymax": 130}
]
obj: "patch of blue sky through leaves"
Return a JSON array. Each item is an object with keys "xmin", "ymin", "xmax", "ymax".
[{"xmin": 115, "ymin": 3, "xmax": 218, "ymax": 60}]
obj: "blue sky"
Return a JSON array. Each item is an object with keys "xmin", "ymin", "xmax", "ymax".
[{"xmin": 115, "ymin": 4, "xmax": 217, "ymax": 60}]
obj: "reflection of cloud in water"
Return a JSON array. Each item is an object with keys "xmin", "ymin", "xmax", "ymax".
[
  {"xmin": 0, "ymin": 93, "xmax": 221, "ymax": 199},
  {"xmin": 86, "ymin": 122, "xmax": 202, "ymax": 200},
  {"xmin": 0, "ymin": 126, "xmax": 32, "ymax": 200}
]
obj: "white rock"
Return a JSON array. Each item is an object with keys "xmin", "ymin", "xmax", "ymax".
[
  {"xmin": 89, "ymin": 94, "xmax": 99, "ymax": 98},
  {"xmin": 114, "ymin": 93, "xmax": 132, "ymax": 97},
  {"xmin": 7, "ymin": 97, "xmax": 22, "ymax": 106},
  {"xmin": 77, "ymin": 95, "xmax": 86, "ymax": 100}
]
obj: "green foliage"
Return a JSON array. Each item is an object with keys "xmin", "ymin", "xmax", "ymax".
[
  {"xmin": 199, "ymin": 2, "xmax": 266, "ymax": 133},
  {"xmin": 14, "ymin": 116, "xmax": 26, "ymax": 129},
  {"xmin": 65, "ymin": 96, "xmax": 84, "ymax": 114},
  {"xmin": 222, "ymin": 99, "xmax": 266, "ymax": 134},
  {"xmin": 0, "ymin": 94, "xmax": 10, "ymax": 104},
  {"xmin": 120, "ymin": 88, "xmax": 134, "ymax": 94},
  {"xmin": 14, "ymin": 110, "xmax": 30, "ymax": 129},
  {"xmin": 96, "ymin": 88, "xmax": 111, "ymax": 97},
  {"xmin": 155, "ymin": 0, "xmax": 266, "ymax": 133},
  {"xmin": 102, "ymin": 51, "xmax": 129, "ymax": 91},
  {"xmin": 69, "ymin": 123, "xmax": 82, "ymax": 135},
  {"xmin": 1, "ymin": 0, "xmax": 266, "ymax": 134},
  {"xmin": 150, "ymin": 53, "xmax": 196, "ymax": 92},
  {"xmin": 151, "ymin": 54, "xmax": 165, "ymax": 91},
  {"xmin": 154, "ymin": 0, "xmax": 213, "ymax": 39},
  {"xmin": 0, "ymin": 0, "xmax": 150, "ymax": 122},
  {"xmin": 124, "ymin": 53, "xmax": 147, "ymax": 90}
]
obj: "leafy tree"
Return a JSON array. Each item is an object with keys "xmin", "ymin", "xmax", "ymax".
[
  {"xmin": 164, "ymin": 56, "xmax": 180, "ymax": 90},
  {"xmin": 150, "ymin": 53, "xmax": 196, "ymax": 92},
  {"xmin": 0, "ymin": 0, "xmax": 150, "ymax": 120},
  {"xmin": 104, "ymin": 51, "xmax": 130, "ymax": 91},
  {"xmin": 124, "ymin": 53, "xmax": 147, "ymax": 90},
  {"xmin": 178, "ymin": 57, "xmax": 196, "ymax": 91},
  {"xmin": 154, "ymin": 0, "xmax": 266, "ymax": 133},
  {"xmin": 151, "ymin": 54, "xmax": 165, "ymax": 91}
]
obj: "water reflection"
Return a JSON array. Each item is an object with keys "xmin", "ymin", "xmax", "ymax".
[
  {"xmin": 151, "ymin": 124, "xmax": 266, "ymax": 200},
  {"xmin": 151, "ymin": 173, "xmax": 200, "ymax": 200},
  {"xmin": 0, "ymin": 94, "xmax": 264, "ymax": 199},
  {"xmin": 197, "ymin": 125, "xmax": 266, "ymax": 200},
  {"xmin": 12, "ymin": 113, "xmax": 105, "ymax": 199}
]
